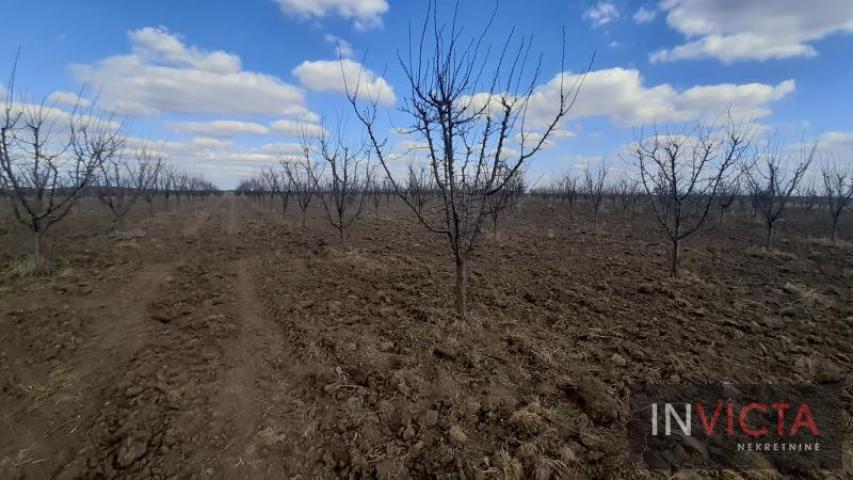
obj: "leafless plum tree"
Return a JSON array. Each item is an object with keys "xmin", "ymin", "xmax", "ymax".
[
  {"xmin": 96, "ymin": 148, "xmax": 160, "ymax": 226},
  {"xmin": 615, "ymin": 178, "xmax": 641, "ymax": 217},
  {"xmin": 259, "ymin": 167, "xmax": 283, "ymax": 211},
  {"xmin": 716, "ymin": 175, "xmax": 741, "ymax": 224},
  {"xmin": 305, "ymin": 129, "xmax": 369, "ymax": 244},
  {"xmin": 136, "ymin": 150, "xmax": 164, "ymax": 217},
  {"xmin": 365, "ymin": 165, "xmax": 385, "ymax": 217},
  {"xmin": 284, "ymin": 152, "xmax": 320, "ymax": 228},
  {"xmin": 583, "ymin": 163, "xmax": 608, "ymax": 228},
  {"xmin": 346, "ymin": 1, "xmax": 588, "ymax": 316},
  {"xmin": 0, "ymin": 77, "xmax": 121, "ymax": 265},
  {"xmin": 405, "ymin": 162, "xmax": 434, "ymax": 219},
  {"xmin": 744, "ymin": 136, "xmax": 816, "ymax": 250},
  {"xmin": 559, "ymin": 173, "xmax": 579, "ymax": 213},
  {"xmin": 486, "ymin": 164, "xmax": 526, "ymax": 237},
  {"xmin": 821, "ymin": 161, "xmax": 853, "ymax": 243},
  {"xmin": 158, "ymin": 162, "xmax": 178, "ymax": 210},
  {"xmin": 632, "ymin": 121, "xmax": 750, "ymax": 276}
]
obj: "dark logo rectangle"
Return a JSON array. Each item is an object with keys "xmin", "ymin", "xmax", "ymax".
[{"xmin": 628, "ymin": 384, "xmax": 843, "ymax": 471}]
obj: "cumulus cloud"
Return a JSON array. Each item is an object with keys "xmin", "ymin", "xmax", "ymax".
[
  {"xmin": 167, "ymin": 120, "xmax": 270, "ymax": 138},
  {"xmin": 652, "ymin": 0, "xmax": 853, "ymax": 63},
  {"xmin": 583, "ymin": 2, "xmax": 619, "ymax": 28},
  {"xmin": 269, "ymin": 119, "xmax": 327, "ymax": 137},
  {"xmin": 123, "ymin": 131, "xmax": 313, "ymax": 190},
  {"xmin": 633, "ymin": 6, "xmax": 656, "ymax": 24},
  {"xmin": 3, "ymin": 101, "xmax": 121, "ymax": 134},
  {"xmin": 129, "ymin": 136, "xmax": 301, "ymax": 169},
  {"xmin": 293, "ymin": 58, "xmax": 396, "ymax": 106},
  {"xmin": 324, "ymin": 34, "xmax": 354, "ymax": 58},
  {"xmin": 71, "ymin": 27, "xmax": 309, "ymax": 117},
  {"xmin": 276, "ymin": 0, "xmax": 389, "ymax": 30},
  {"xmin": 821, "ymin": 132, "xmax": 853, "ymax": 152},
  {"xmin": 523, "ymin": 68, "xmax": 795, "ymax": 127},
  {"xmin": 47, "ymin": 91, "xmax": 91, "ymax": 108}
]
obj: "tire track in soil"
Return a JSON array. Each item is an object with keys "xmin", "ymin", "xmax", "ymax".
[
  {"xmin": 73, "ymin": 200, "xmax": 242, "ymax": 479},
  {"xmin": 210, "ymin": 198, "xmax": 296, "ymax": 479},
  {"xmin": 0, "ymin": 234, "xmax": 186, "ymax": 479},
  {"xmin": 182, "ymin": 209, "xmax": 212, "ymax": 237}
]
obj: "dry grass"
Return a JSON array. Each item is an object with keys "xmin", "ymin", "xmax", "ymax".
[
  {"xmin": 745, "ymin": 246, "xmax": 797, "ymax": 260},
  {"xmin": 783, "ymin": 282, "xmax": 832, "ymax": 308}
]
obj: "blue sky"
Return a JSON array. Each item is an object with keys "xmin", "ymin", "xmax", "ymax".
[{"xmin": 3, "ymin": 0, "xmax": 852, "ymax": 188}]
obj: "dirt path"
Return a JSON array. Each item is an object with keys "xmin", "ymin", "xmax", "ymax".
[
  {"xmin": 0, "ymin": 238, "xmax": 183, "ymax": 479},
  {"xmin": 182, "ymin": 209, "xmax": 212, "ymax": 237},
  {"xmin": 205, "ymin": 198, "xmax": 298, "ymax": 479}
]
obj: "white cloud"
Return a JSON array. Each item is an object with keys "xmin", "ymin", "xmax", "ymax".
[
  {"xmin": 269, "ymin": 119, "xmax": 327, "ymax": 137},
  {"xmin": 71, "ymin": 27, "xmax": 308, "ymax": 117},
  {"xmin": 276, "ymin": 0, "xmax": 389, "ymax": 30},
  {"xmin": 633, "ymin": 6, "xmax": 656, "ymax": 24},
  {"xmin": 652, "ymin": 0, "xmax": 853, "ymax": 63},
  {"xmin": 47, "ymin": 91, "xmax": 92, "ymax": 108},
  {"xmin": 821, "ymin": 132, "xmax": 853, "ymax": 152},
  {"xmin": 189, "ymin": 137, "xmax": 234, "ymax": 149},
  {"xmin": 168, "ymin": 120, "xmax": 270, "ymax": 137},
  {"xmin": 3, "ymin": 101, "xmax": 121, "ymax": 134},
  {"xmin": 259, "ymin": 142, "xmax": 305, "ymax": 156},
  {"xmin": 524, "ymin": 68, "xmax": 795, "ymax": 127},
  {"xmin": 293, "ymin": 58, "xmax": 396, "ymax": 106},
  {"xmin": 583, "ymin": 2, "xmax": 619, "ymax": 28},
  {"xmin": 324, "ymin": 34, "xmax": 354, "ymax": 58},
  {"xmin": 132, "ymin": 136, "xmax": 311, "ymax": 187}
]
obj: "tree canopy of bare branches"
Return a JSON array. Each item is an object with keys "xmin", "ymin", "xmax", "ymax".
[
  {"xmin": 632, "ymin": 120, "xmax": 751, "ymax": 276},
  {"xmin": 95, "ymin": 147, "xmax": 161, "ymax": 226},
  {"xmin": 346, "ymin": 1, "xmax": 589, "ymax": 317},
  {"xmin": 821, "ymin": 160, "xmax": 853, "ymax": 243},
  {"xmin": 304, "ymin": 128, "xmax": 370, "ymax": 244},
  {"xmin": 1, "ymin": 66, "xmax": 122, "ymax": 264},
  {"xmin": 744, "ymin": 136, "xmax": 816, "ymax": 250}
]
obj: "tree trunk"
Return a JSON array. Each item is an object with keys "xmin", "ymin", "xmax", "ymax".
[
  {"xmin": 32, "ymin": 228, "xmax": 42, "ymax": 266},
  {"xmin": 831, "ymin": 217, "xmax": 838, "ymax": 244},
  {"xmin": 454, "ymin": 255, "xmax": 467, "ymax": 318},
  {"xmin": 670, "ymin": 237, "xmax": 680, "ymax": 277},
  {"xmin": 765, "ymin": 222, "xmax": 774, "ymax": 250}
]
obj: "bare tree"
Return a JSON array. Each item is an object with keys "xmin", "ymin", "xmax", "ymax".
[
  {"xmin": 346, "ymin": 1, "xmax": 588, "ymax": 316},
  {"xmin": 259, "ymin": 167, "xmax": 283, "ymax": 212},
  {"xmin": 137, "ymin": 150, "xmax": 164, "ymax": 217},
  {"xmin": 96, "ymin": 148, "xmax": 160, "ymax": 226},
  {"xmin": 745, "ymin": 136, "xmax": 816, "ymax": 250},
  {"xmin": 0, "ymin": 72, "xmax": 121, "ymax": 265},
  {"xmin": 365, "ymin": 165, "xmax": 384, "ymax": 217},
  {"xmin": 284, "ymin": 157, "xmax": 318, "ymax": 228},
  {"xmin": 821, "ymin": 161, "xmax": 853, "ymax": 243},
  {"xmin": 486, "ymin": 164, "xmax": 526, "ymax": 237},
  {"xmin": 615, "ymin": 178, "xmax": 642, "ymax": 217},
  {"xmin": 405, "ymin": 162, "xmax": 434, "ymax": 218},
  {"xmin": 583, "ymin": 163, "xmax": 608, "ymax": 228},
  {"xmin": 305, "ymin": 129, "xmax": 369, "ymax": 244},
  {"xmin": 158, "ymin": 162, "xmax": 178, "ymax": 210},
  {"xmin": 716, "ymin": 175, "xmax": 741, "ymax": 224},
  {"xmin": 559, "ymin": 172, "xmax": 579, "ymax": 213},
  {"xmin": 798, "ymin": 177, "xmax": 820, "ymax": 212},
  {"xmin": 632, "ymin": 121, "xmax": 750, "ymax": 276}
]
